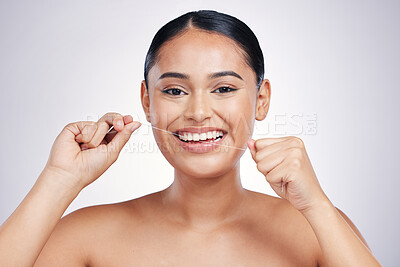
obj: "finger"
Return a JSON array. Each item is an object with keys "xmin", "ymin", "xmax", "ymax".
[
  {"xmin": 75, "ymin": 122, "xmax": 98, "ymax": 143},
  {"xmin": 104, "ymin": 115, "xmax": 135, "ymax": 143},
  {"xmin": 264, "ymin": 158, "xmax": 291, "ymax": 197},
  {"xmin": 106, "ymin": 121, "xmax": 142, "ymax": 163},
  {"xmin": 254, "ymin": 138, "xmax": 293, "ymax": 162},
  {"xmin": 255, "ymin": 148, "xmax": 287, "ymax": 176},
  {"xmin": 123, "ymin": 115, "xmax": 133, "ymax": 124},
  {"xmin": 247, "ymin": 139, "xmax": 256, "ymax": 160},
  {"xmin": 83, "ymin": 138, "xmax": 107, "ymax": 150},
  {"xmin": 254, "ymin": 136, "xmax": 290, "ymax": 151},
  {"xmin": 97, "ymin": 112, "xmax": 125, "ymax": 132},
  {"xmin": 84, "ymin": 121, "xmax": 111, "ymax": 149},
  {"xmin": 254, "ymin": 136, "xmax": 305, "ymax": 151},
  {"xmin": 56, "ymin": 121, "xmax": 90, "ymax": 148}
]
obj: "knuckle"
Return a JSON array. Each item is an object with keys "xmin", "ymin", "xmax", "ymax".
[
  {"xmin": 81, "ymin": 121, "xmax": 95, "ymax": 127},
  {"xmin": 85, "ymin": 122, "xmax": 97, "ymax": 131},
  {"xmin": 290, "ymin": 158, "xmax": 302, "ymax": 169},
  {"xmin": 64, "ymin": 122, "xmax": 74, "ymax": 130},
  {"xmin": 105, "ymin": 112, "xmax": 119, "ymax": 116},
  {"xmin": 254, "ymin": 139, "xmax": 263, "ymax": 149},
  {"xmin": 289, "ymin": 146, "xmax": 302, "ymax": 156},
  {"xmin": 108, "ymin": 112, "xmax": 122, "ymax": 118},
  {"xmin": 265, "ymin": 173, "xmax": 273, "ymax": 183},
  {"xmin": 290, "ymin": 136, "xmax": 304, "ymax": 147},
  {"xmin": 99, "ymin": 121, "xmax": 109, "ymax": 128},
  {"xmin": 82, "ymin": 123, "xmax": 96, "ymax": 135},
  {"xmin": 101, "ymin": 112, "xmax": 121, "ymax": 122},
  {"xmin": 256, "ymin": 163, "xmax": 263, "ymax": 173}
]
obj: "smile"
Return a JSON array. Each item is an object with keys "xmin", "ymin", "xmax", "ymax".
[
  {"xmin": 177, "ymin": 130, "xmax": 224, "ymax": 142},
  {"xmin": 172, "ymin": 127, "xmax": 227, "ymax": 153}
]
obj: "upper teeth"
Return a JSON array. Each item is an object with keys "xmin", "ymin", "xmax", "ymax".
[{"xmin": 179, "ymin": 131, "xmax": 224, "ymax": 141}]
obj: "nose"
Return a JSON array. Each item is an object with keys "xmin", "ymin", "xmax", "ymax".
[{"xmin": 183, "ymin": 91, "xmax": 212, "ymax": 123}]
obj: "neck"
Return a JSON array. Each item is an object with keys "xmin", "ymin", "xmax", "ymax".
[{"xmin": 161, "ymin": 162, "xmax": 248, "ymax": 230}]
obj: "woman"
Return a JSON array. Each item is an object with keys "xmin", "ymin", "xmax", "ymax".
[{"xmin": 0, "ymin": 10, "xmax": 381, "ymax": 266}]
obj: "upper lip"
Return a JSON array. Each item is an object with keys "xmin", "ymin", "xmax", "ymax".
[{"xmin": 174, "ymin": 127, "xmax": 227, "ymax": 135}]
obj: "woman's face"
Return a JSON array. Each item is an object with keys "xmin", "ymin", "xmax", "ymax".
[{"xmin": 142, "ymin": 28, "xmax": 270, "ymax": 178}]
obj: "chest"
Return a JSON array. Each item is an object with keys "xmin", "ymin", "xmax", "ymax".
[{"xmin": 87, "ymin": 225, "xmax": 318, "ymax": 266}]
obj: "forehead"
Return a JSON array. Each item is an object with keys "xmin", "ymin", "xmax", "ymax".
[{"xmin": 149, "ymin": 29, "xmax": 253, "ymax": 83}]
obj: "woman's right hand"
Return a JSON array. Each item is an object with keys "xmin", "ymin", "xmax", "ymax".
[{"xmin": 43, "ymin": 112, "xmax": 141, "ymax": 192}]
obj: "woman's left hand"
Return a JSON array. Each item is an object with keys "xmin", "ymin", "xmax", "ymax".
[{"xmin": 247, "ymin": 136, "xmax": 330, "ymax": 213}]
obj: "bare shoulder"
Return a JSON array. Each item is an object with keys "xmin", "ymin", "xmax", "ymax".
[
  {"xmin": 244, "ymin": 189, "xmax": 322, "ymax": 265},
  {"xmin": 243, "ymin": 189, "xmax": 319, "ymax": 224},
  {"xmin": 244, "ymin": 190, "xmax": 371, "ymax": 264},
  {"xmin": 34, "ymin": 191, "xmax": 160, "ymax": 266},
  {"xmin": 52, "ymin": 190, "xmax": 161, "ymax": 235}
]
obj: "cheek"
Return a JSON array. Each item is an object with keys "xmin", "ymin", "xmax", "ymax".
[
  {"xmin": 149, "ymin": 99, "xmax": 184, "ymax": 127},
  {"xmin": 148, "ymin": 98, "xmax": 184, "ymax": 155},
  {"xmin": 216, "ymin": 99, "xmax": 255, "ymax": 137}
]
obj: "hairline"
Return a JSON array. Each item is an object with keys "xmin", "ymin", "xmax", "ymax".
[{"xmin": 146, "ymin": 26, "xmax": 257, "ymax": 91}]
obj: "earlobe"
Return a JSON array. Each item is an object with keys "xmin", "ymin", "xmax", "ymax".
[
  {"xmin": 255, "ymin": 79, "xmax": 271, "ymax": 121},
  {"xmin": 140, "ymin": 80, "xmax": 151, "ymax": 123}
]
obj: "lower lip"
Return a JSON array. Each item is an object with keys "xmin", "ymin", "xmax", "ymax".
[{"xmin": 173, "ymin": 134, "xmax": 226, "ymax": 153}]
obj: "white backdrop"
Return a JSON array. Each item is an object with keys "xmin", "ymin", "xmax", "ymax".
[{"xmin": 0, "ymin": 0, "xmax": 399, "ymax": 265}]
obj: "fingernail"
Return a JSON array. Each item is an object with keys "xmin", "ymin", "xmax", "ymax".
[
  {"xmin": 117, "ymin": 120, "xmax": 123, "ymax": 126},
  {"xmin": 247, "ymin": 139, "xmax": 253, "ymax": 147}
]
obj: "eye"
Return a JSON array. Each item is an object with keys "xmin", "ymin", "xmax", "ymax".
[
  {"xmin": 162, "ymin": 88, "xmax": 187, "ymax": 96},
  {"xmin": 212, "ymin": 86, "xmax": 238, "ymax": 94}
]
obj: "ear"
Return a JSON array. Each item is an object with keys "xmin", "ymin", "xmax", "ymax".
[
  {"xmin": 255, "ymin": 79, "xmax": 271, "ymax": 121},
  {"xmin": 140, "ymin": 80, "xmax": 151, "ymax": 123}
]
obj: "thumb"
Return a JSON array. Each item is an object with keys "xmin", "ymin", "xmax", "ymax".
[
  {"xmin": 247, "ymin": 138, "xmax": 257, "ymax": 160},
  {"xmin": 106, "ymin": 121, "xmax": 141, "ymax": 161}
]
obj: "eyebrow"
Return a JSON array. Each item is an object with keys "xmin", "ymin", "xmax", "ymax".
[{"xmin": 158, "ymin": 71, "xmax": 244, "ymax": 81}]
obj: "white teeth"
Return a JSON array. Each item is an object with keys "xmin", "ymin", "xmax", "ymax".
[
  {"xmin": 199, "ymin": 133, "xmax": 207, "ymax": 141},
  {"xmin": 193, "ymin": 133, "xmax": 200, "ymax": 141},
  {"xmin": 178, "ymin": 130, "xmax": 225, "ymax": 142}
]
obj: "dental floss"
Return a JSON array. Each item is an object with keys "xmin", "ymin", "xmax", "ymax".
[
  {"xmin": 143, "ymin": 123, "xmax": 247, "ymax": 151},
  {"xmin": 106, "ymin": 123, "xmax": 246, "ymax": 151}
]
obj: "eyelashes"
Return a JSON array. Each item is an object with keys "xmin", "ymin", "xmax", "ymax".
[
  {"xmin": 212, "ymin": 86, "xmax": 238, "ymax": 94},
  {"xmin": 161, "ymin": 86, "xmax": 238, "ymax": 96},
  {"xmin": 162, "ymin": 88, "xmax": 186, "ymax": 95}
]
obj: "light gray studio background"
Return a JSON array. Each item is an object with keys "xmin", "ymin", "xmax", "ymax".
[{"xmin": 0, "ymin": 0, "xmax": 398, "ymax": 265}]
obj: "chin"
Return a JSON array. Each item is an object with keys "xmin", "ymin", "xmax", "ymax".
[
  {"xmin": 178, "ymin": 164, "xmax": 235, "ymax": 179},
  {"xmin": 168, "ymin": 152, "xmax": 240, "ymax": 179}
]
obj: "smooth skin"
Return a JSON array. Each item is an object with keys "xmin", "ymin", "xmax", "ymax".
[{"xmin": 0, "ymin": 27, "xmax": 381, "ymax": 266}]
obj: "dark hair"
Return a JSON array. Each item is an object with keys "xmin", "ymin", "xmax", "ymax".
[{"xmin": 144, "ymin": 10, "xmax": 265, "ymax": 90}]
